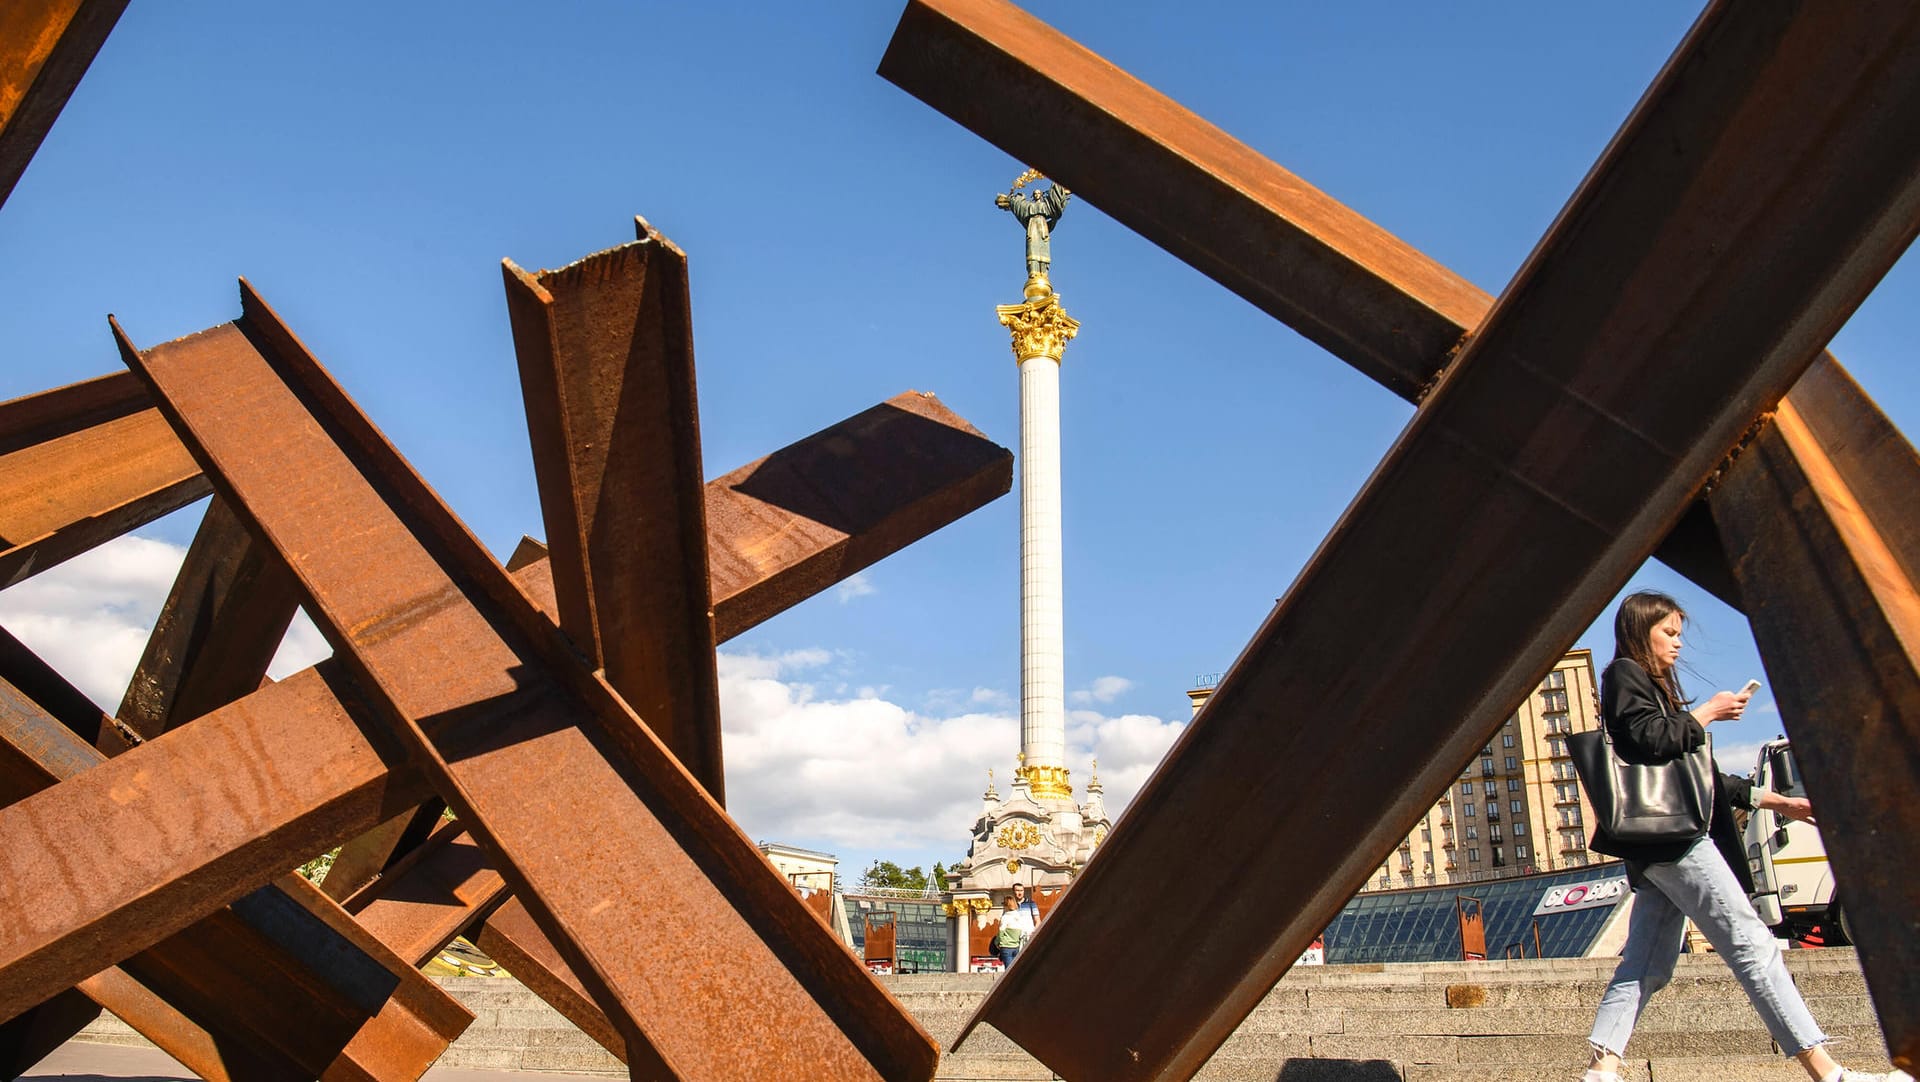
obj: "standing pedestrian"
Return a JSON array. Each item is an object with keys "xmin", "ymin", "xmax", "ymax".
[{"xmin": 1580, "ymin": 591, "xmax": 1908, "ymax": 1082}]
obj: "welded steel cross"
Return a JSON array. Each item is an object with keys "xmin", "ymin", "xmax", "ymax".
[{"xmin": 882, "ymin": 2, "xmax": 1920, "ymax": 1079}]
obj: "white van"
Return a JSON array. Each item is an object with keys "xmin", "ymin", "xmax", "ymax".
[{"xmin": 1744, "ymin": 738, "xmax": 1850, "ymax": 944}]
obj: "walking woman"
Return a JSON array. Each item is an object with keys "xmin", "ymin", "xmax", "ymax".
[{"xmin": 1581, "ymin": 592, "xmax": 1907, "ymax": 1082}]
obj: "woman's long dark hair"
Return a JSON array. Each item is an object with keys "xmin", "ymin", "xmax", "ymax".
[{"xmin": 1613, "ymin": 591, "xmax": 1690, "ymax": 708}]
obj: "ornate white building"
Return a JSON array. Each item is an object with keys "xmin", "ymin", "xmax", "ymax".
[{"xmin": 949, "ymin": 761, "xmax": 1109, "ymax": 895}]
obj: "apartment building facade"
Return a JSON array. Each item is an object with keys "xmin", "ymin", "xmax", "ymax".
[{"xmin": 1361, "ymin": 648, "xmax": 1603, "ymax": 892}]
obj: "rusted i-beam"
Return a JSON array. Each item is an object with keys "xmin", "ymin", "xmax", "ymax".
[
  {"xmin": 880, "ymin": 0, "xmax": 1842, "ymax": 610},
  {"xmin": 0, "ymin": 0, "xmax": 128, "ymax": 209},
  {"xmin": 1711, "ymin": 357, "xmax": 1920, "ymax": 1069},
  {"xmin": 0, "ymin": 666, "xmax": 473, "ymax": 1080},
  {"xmin": 0, "ymin": 372, "xmax": 209, "ymax": 590},
  {"xmin": 115, "ymin": 495, "xmax": 303, "ymax": 740},
  {"xmin": 504, "ymin": 218, "xmax": 725, "ymax": 799},
  {"xmin": 0, "ymin": 379, "xmax": 1007, "ymax": 1027},
  {"xmin": 904, "ymin": 1, "xmax": 1920, "ymax": 1076},
  {"xmin": 114, "ymin": 282, "xmax": 940, "ymax": 1079}
]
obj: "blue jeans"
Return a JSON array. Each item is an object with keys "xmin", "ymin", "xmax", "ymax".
[
  {"xmin": 996, "ymin": 945, "xmax": 1019, "ymax": 968},
  {"xmin": 1589, "ymin": 837, "xmax": 1828, "ymax": 1057}
]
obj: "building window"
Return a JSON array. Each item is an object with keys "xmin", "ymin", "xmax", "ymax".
[
  {"xmin": 1516, "ymin": 844, "xmax": 1529, "ymax": 859},
  {"xmin": 1468, "ymin": 848, "xmax": 1481, "ymax": 862},
  {"xmin": 1508, "ymin": 778, "xmax": 1521, "ymax": 793},
  {"xmin": 1464, "ymin": 803, "xmax": 1476, "ymax": 817},
  {"xmin": 1466, "ymin": 825, "xmax": 1479, "ymax": 840},
  {"xmin": 1514, "ymin": 820, "xmax": 1526, "ymax": 836},
  {"xmin": 1461, "ymin": 781, "xmax": 1474, "ymax": 794},
  {"xmin": 1541, "ymin": 689, "xmax": 1569, "ymax": 712},
  {"xmin": 1502, "ymin": 733, "xmax": 1515, "ymax": 748},
  {"xmin": 1421, "ymin": 827, "xmax": 1432, "ymax": 841},
  {"xmin": 1543, "ymin": 670, "xmax": 1566, "ymax": 690},
  {"xmin": 1504, "ymin": 756, "xmax": 1517, "ymax": 770},
  {"xmin": 1482, "ymin": 744, "xmax": 1493, "ymax": 755},
  {"xmin": 1484, "ymin": 781, "xmax": 1497, "ymax": 795},
  {"xmin": 1510, "ymin": 800, "xmax": 1523, "ymax": 815}
]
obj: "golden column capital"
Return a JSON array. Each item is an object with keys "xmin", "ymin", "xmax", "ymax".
[
  {"xmin": 1016, "ymin": 763, "xmax": 1073, "ymax": 801},
  {"xmin": 997, "ymin": 288, "xmax": 1079, "ymax": 364}
]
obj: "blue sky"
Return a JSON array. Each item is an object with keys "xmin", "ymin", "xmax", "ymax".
[{"xmin": 3, "ymin": 2, "xmax": 1913, "ymax": 882}]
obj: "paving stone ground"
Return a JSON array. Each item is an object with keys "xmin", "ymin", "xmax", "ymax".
[{"xmin": 19, "ymin": 1042, "xmax": 595, "ymax": 1082}]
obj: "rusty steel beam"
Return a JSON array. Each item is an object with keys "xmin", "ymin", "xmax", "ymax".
[
  {"xmin": 504, "ymin": 219, "xmax": 725, "ymax": 799},
  {"xmin": 339, "ymin": 392, "xmax": 1014, "ymax": 1065},
  {"xmin": 317, "ymin": 801, "xmax": 446, "ymax": 903},
  {"xmin": 0, "ymin": 0, "xmax": 128, "ymax": 209},
  {"xmin": 346, "ymin": 820, "xmax": 508, "ymax": 968},
  {"xmin": 0, "ymin": 373, "xmax": 1006, "ymax": 1027},
  {"xmin": 114, "ymin": 282, "xmax": 947, "ymax": 1080},
  {"xmin": 943, "ymin": 1, "xmax": 1920, "ymax": 1076},
  {"xmin": 1711, "ymin": 357, "xmax": 1920, "ymax": 1070},
  {"xmin": 0, "ymin": 661, "xmax": 472, "ymax": 1079},
  {"xmin": 473, "ymin": 898, "xmax": 629, "ymax": 1065},
  {"xmin": 707, "ymin": 390, "xmax": 1012, "ymax": 641},
  {"xmin": 0, "ymin": 372, "xmax": 209, "ymax": 590},
  {"xmin": 878, "ymin": 0, "xmax": 1868, "ymax": 613},
  {"xmin": 0, "ymin": 657, "xmax": 429, "ymax": 1021},
  {"xmin": 879, "ymin": 0, "xmax": 1486, "ymax": 403},
  {"xmin": 116, "ymin": 495, "xmax": 302, "ymax": 740},
  {"xmin": 0, "ymin": 624, "xmax": 136, "ymax": 757}
]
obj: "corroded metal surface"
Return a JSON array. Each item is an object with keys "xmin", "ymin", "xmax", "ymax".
[
  {"xmin": 0, "ymin": 0, "xmax": 129, "ymax": 208},
  {"xmin": 0, "ymin": 657, "xmax": 471, "ymax": 1080},
  {"xmin": 115, "ymin": 494, "xmax": 302, "ymax": 741},
  {"xmin": 0, "ymin": 373, "xmax": 209, "ymax": 590},
  {"xmin": 0, "ymin": 373, "xmax": 1006, "ymax": 1053},
  {"xmin": 113, "ymin": 282, "xmax": 945, "ymax": 1080},
  {"xmin": 896, "ymin": 1, "xmax": 1920, "ymax": 1077},
  {"xmin": 1711, "ymin": 357, "xmax": 1920, "ymax": 1069},
  {"xmin": 0, "ymin": 659, "xmax": 429, "ymax": 1019},
  {"xmin": 504, "ymin": 219, "xmax": 725, "ymax": 800},
  {"xmin": 879, "ymin": 0, "xmax": 1919, "ymax": 617}
]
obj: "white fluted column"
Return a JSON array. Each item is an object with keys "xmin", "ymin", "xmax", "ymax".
[{"xmin": 997, "ymin": 281, "xmax": 1079, "ymax": 803}]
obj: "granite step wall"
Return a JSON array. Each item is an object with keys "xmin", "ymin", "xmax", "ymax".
[{"xmin": 70, "ymin": 949, "xmax": 1896, "ymax": 1080}]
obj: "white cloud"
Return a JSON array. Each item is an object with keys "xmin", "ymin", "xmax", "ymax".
[
  {"xmin": 0, "ymin": 532, "xmax": 332, "ymax": 714},
  {"xmin": 834, "ymin": 571, "xmax": 876, "ymax": 603},
  {"xmin": 0, "ymin": 536, "xmax": 185, "ymax": 710},
  {"xmin": 0, "ymin": 539, "xmax": 1187, "ymax": 872},
  {"xmin": 715, "ymin": 647, "xmax": 834, "ymax": 682},
  {"xmin": 718, "ymin": 654, "xmax": 1185, "ymax": 857},
  {"xmin": 1070, "ymin": 674, "xmax": 1134, "ymax": 705}
]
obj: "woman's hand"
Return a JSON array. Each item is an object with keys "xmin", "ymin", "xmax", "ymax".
[
  {"xmin": 1691, "ymin": 688, "xmax": 1752, "ymax": 723},
  {"xmin": 1756, "ymin": 789, "xmax": 1818, "ymax": 826}
]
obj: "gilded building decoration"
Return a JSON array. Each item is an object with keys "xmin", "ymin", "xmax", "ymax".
[
  {"xmin": 1016, "ymin": 763, "xmax": 1073, "ymax": 801},
  {"xmin": 996, "ymin": 291, "xmax": 1079, "ymax": 363},
  {"xmin": 994, "ymin": 820, "xmax": 1042, "ymax": 850}
]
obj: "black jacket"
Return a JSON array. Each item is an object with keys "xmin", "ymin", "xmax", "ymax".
[{"xmin": 1587, "ymin": 657, "xmax": 1756, "ymax": 893}]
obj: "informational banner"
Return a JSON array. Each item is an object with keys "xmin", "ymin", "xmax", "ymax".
[
  {"xmin": 1533, "ymin": 875, "xmax": 1630, "ymax": 916},
  {"xmin": 1296, "ymin": 937, "xmax": 1324, "ymax": 966}
]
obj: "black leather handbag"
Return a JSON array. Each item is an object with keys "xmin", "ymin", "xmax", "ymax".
[{"xmin": 1569, "ymin": 722, "xmax": 1714, "ymax": 843}]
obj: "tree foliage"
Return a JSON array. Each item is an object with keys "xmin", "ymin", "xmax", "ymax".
[{"xmin": 860, "ymin": 859, "xmax": 930, "ymax": 892}]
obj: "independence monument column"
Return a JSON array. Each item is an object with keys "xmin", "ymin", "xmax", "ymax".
[{"xmin": 995, "ymin": 170, "xmax": 1078, "ymax": 803}]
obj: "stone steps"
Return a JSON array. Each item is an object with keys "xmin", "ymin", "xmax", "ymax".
[{"xmin": 67, "ymin": 950, "xmax": 1896, "ymax": 1080}]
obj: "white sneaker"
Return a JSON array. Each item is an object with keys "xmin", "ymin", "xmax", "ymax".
[{"xmin": 1839, "ymin": 1070, "xmax": 1916, "ymax": 1082}]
